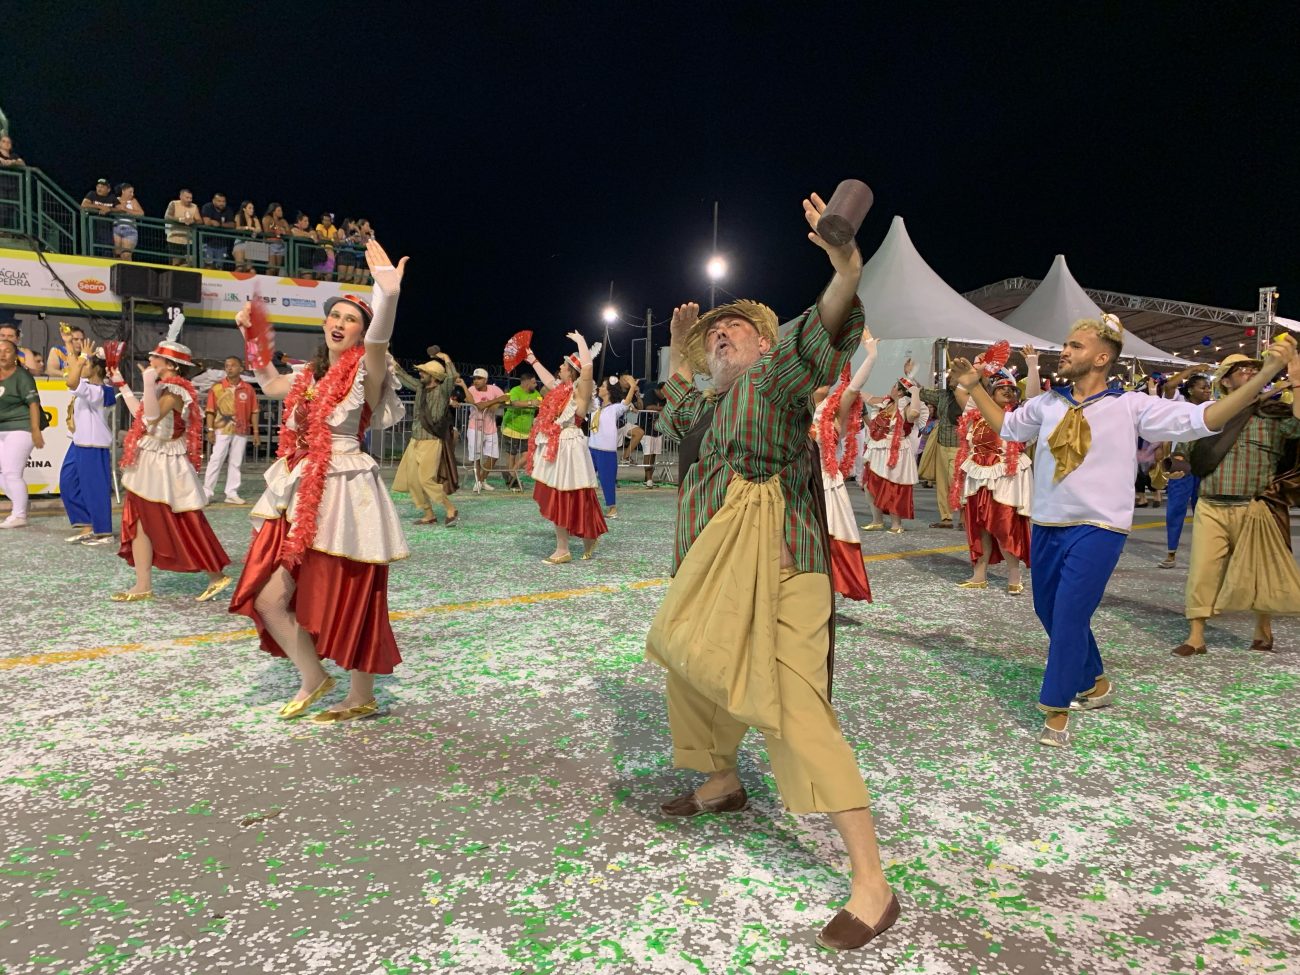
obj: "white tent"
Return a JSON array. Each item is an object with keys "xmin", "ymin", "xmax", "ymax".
[
  {"xmin": 853, "ymin": 216, "xmax": 1059, "ymax": 394},
  {"xmin": 1004, "ymin": 254, "xmax": 1191, "ymax": 365}
]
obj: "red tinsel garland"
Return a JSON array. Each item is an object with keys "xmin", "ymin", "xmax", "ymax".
[
  {"xmin": 275, "ymin": 345, "xmax": 366, "ymax": 568},
  {"xmin": 526, "ymin": 381, "xmax": 573, "ymax": 473},
  {"xmin": 817, "ymin": 366, "xmax": 851, "ymax": 477},
  {"xmin": 120, "ymin": 376, "xmax": 204, "ymax": 471},
  {"xmin": 868, "ymin": 397, "xmax": 910, "ymax": 470},
  {"xmin": 840, "ymin": 398, "xmax": 864, "ymax": 480}
]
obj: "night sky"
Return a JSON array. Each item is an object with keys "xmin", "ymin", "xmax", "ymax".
[{"xmin": 9, "ymin": 2, "xmax": 1298, "ymax": 371}]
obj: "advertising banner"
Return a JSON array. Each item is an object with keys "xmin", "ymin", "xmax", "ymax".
[
  {"xmin": 0, "ymin": 248, "xmax": 370, "ymax": 328},
  {"xmin": 0, "ymin": 378, "xmax": 76, "ymax": 497}
]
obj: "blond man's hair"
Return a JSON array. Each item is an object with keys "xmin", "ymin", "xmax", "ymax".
[{"xmin": 1068, "ymin": 314, "xmax": 1125, "ymax": 371}]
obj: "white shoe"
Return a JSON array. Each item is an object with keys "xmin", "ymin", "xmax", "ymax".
[
  {"xmin": 481, "ymin": 481, "xmax": 495, "ymax": 491},
  {"xmin": 66, "ymin": 531, "xmax": 93, "ymax": 543},
  {"xmin": 644, "ymin": 480, "xmax": 656, "ymax": 488},
  {"xmin": 0, "ymin": 516, "xmax": 27, "ymax": 529},
  {"xmin": 472, "ymin": 481, "xmax": 483, "ymax": 494},
  {"xmin": 224, "ymin": 495, "xmax": 247, "ymax": 505}
]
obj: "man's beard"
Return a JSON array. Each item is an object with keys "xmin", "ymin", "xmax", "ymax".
[{"xmin": 707, "ymin": 348, "xmax": 757, "ymax": 392}]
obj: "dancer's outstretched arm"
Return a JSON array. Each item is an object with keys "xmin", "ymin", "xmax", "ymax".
[
  {"xmin": 362, "ymin": 239, "xmax": 409, "ymax": 410},
  {"xmin": 526, "ymin": 352, "xmax": 559, "ymax": 390},
  {"xmin": 568, "ymin": 332, "xmax": 594, "ymax": 415},
  {"xmin": 802, "ymin": 193, "xmax": 863, "ymax": 343},
  {"xmin": 839, "ymin": 327, "xmax": 877, "ymax": 427}
]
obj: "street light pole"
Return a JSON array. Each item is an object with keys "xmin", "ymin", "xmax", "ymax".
[
  {"xmin": 709, "ymin": 200, "xmax": 718, "ymax": 309},
  {"xmin": 645, "ymin": 306, "xmax": 653, "ymax": 382}
]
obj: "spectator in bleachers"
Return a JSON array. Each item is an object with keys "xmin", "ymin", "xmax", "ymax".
[
  {"xmin": 164, "ymin": 188, "xmax": 202, "ymax": 266},
  {"xmin": 112, "ymin": 183, "xmax": 144, "ymax": 260},
  {"xmin": 313, "ymin": 213, "xmax": 337, "ymax": 280},
  {"xmin": 289, "ymin": 212, "xmax": 317, "ymax": 278},
  {"xmin": 28, "ymin": 351, "xmax": 44, "ymax": 374},
  {"xmin": 0, "ymin": 135, "xmax": 25, "ymax": 167},
  {"xmin": 0, "ymin": 324, "xmax": 35, "ymax": 371},
  {"xmin": 334, "ymin": 218, "xmax": 361, "ymax": 283},
  {"xmin": 81, "ymin": 178, "xmax": 117, "ymax": 257},
  {"xmin": 200, "ymin": 192, "xmax": 235, "ymax": 269},
  {"xmin": 232, "ymin": 200, "xmax": 260, "ymax": 272},
  {"xmin": 261, "ymin": 202, "xmax": 289, "ymax": 276},
  {"xmin": 46, "ymin": 324, "xmax": 86, "ymax": 377},
  {"xmin": 355, "ymin": 219, "xmax": 375, "ymax": 285}
]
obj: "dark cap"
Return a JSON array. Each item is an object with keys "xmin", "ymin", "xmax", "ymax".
[{"xmin": 96, "ymin": 178, "xmax": 109, "ymax": 185}]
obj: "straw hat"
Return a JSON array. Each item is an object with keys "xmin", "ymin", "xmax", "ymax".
[
  {"xmin": 685, "ymin": 300, "xmax": 779, "ymax": 376},
  {"xmin": 1213, "ymin": 353, "xmax": 1262, "ymax": 393}
]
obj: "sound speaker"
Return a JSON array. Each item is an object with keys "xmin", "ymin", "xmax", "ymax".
[
  {"xmin": 110, "ymin": 264, "xmax": 156, "ymax": 301},
  {"xmin": 156, "ymin": 269, "xmax": 202, "ymax": 304}
]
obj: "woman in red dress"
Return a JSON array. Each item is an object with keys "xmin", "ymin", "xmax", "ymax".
[
  {"xmin": 229, "ymin": 240, "xmax": 410, "ymax": 722},
  {"xmin": 951, "ymin": 368, "xmax": 1032, "ymax": 593},
  {"xmin": 523, "ymin": 333, "xmax": 608, "ymax": 563},
  {"xmin": 111, "ymin": 317, "xmax": 231, "ymax": 602}
]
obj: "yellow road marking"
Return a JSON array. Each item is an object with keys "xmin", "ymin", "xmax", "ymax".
[{"xmin": 1, "ymin": 520, "xmax": 1181, "ymax": 672}]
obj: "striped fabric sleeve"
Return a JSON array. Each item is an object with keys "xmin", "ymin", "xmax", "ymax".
[
  {"xmin": 660, "ymin": 372, "xmax": 703, "ymax": 440},
  {"xmin": 754, "ymin": 299, "xmax": 865, "ymax": 409}
]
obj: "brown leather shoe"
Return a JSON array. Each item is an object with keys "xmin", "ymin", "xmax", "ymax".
[
  {"xmin": 929, "ymin": 520, "xmax": 953, "ymax": 529},
  {"xmin": 1249, "ymin": 639, "xmax": 1276, "ymax": 653},
  {"xmin": 817, "ymin": 893, "xmax": 900, "ymax": 951},
  {"xmin": 659, "ymin": 786, "xmax": 748, "ymax": 818},
  {"xmin": 1172, "ymin": 643, "xmax": 1207, "ymax": 657}
]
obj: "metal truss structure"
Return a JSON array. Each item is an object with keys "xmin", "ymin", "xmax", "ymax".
[{"xmin": 964, "ymin": 277, "xmax": 1276, "ymax": 363}]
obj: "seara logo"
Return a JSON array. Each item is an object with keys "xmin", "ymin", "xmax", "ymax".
[{"xmin": 78, "ymin": 278, "xmax": 107, "ymax": 294}]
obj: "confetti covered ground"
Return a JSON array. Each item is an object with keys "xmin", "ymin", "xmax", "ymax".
[{"xmin": 2, "ymin": 474, "xmax": 1298, "ymax": 975}]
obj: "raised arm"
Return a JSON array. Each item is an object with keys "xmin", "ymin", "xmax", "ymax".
[
  {"xmin": 668, "ymin": 302, "xmax": 697, "ymax": 384},
  {"xmin": 567, "ymin": 332, "xmax": 594, "ymax": 415},
  {"xmin": 1203, "ymin": 338, "xmax": 1297, "ymax": 431},
  {"xmin": 110, "ymin": 368, "xmax": 140, "ymax": 417},
  {"xmin": 1162, "ymin": 365, "xmax": 1198, "ymax": 399},
  {"xmin": 361, "ymin": 239, "xmax": 407, "ymax": 409},
  {"xmin": 802, "ymin": 193, "xmax": 863, "ymax": 344},
  {"xmin": 950, "ymin": 358, "xmax": 1006, "ymax": 434},
  {"xmin": 64, "ymin": 349, "xmax": 89, "ymax": 390},
  {"xmin": 1022, "ymin": 344, "xmax": 1043, "ymax": 399},
  {"xmin": 838, "ymin": 327, "xmax": 877, "ymax": 427},
  {"xmin": 526, "ymin": 352, "xmax": 559, "ymax": 390}
]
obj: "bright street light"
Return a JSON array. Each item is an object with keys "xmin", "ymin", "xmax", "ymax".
[
  {"xmin": 706, "ymin": 255, "xmax": 727, "ymax": 280},
  {"xmin": 602, "ymin": 304, "xmax": 619, "ymax": 324}
]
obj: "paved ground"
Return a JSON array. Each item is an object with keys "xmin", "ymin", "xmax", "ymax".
[{"xmin": 1, "ymin": 479, "xmax": 1297, "ymax": 975}]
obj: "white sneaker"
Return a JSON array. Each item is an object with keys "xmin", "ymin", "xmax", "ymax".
[
  {"xmin": 0, "ymin": 516, "xmax": 27, "ymax": 529},
  {"xmin": 225, "ymin": 495, "xmax": 247, "ymax": 505},
  {"xmin": 481, "ymin": 481, "xmax": 495, "ymax": 491},
  {"xmin": 644, "ymin": 480, "xmax": 656, "ymax": 488},
  {"xmin": 66, "ymin": 531, "xmax": 93, "ymax": 542}
]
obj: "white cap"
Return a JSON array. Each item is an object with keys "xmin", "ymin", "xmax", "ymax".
[{"xmin": 472, "ymin": 368, "xmax": 489, "ymax": 379}]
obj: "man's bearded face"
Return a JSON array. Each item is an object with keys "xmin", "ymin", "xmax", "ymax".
[{"xmin": 705, "ymin": 316, "xmax": 770, "ymax": 391}]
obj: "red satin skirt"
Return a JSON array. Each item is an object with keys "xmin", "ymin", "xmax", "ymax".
[
  {"xmin": 964, "ymin": 487, "xmax": 1031, "ymax": 567},
  {"xmin": 533, "ymin": 482, "xmax": 608, "ymax": 540},
  {"xmin": 865, "ymin": 469, "xmax": 914, "ymax": 519},
  {"xmin": 118, "ymin": 493, "xmax": 230, "ymax": 573},
  {"xmin": 830, "ymin": 537, "xmax": 872, "ymax": 602},
  {"xmin": 229, "ymin": 516, "xmax": 401, "ymax": 674}
]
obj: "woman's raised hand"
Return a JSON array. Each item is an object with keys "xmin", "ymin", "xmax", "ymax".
[{"xmin": 365, "ymin": 240, "xmax": 409, "ymax": 294}]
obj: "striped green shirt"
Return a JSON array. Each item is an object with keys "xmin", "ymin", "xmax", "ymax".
[
  {"xmin": 1199, "ymin": 410, "xmax": 1300, "ymax": 498},
  {"xmin": 662, "ymin": 300, "xmax": 865, "ymax": 575}
]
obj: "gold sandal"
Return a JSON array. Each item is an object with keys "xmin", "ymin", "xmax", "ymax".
[
  {"xmin": 195, "ymin": 576, "xmax": 233, "ymax": 602},
  {"xmin": 310, "ymin": 698, "xmax": 378, "ymax": 723},
  {"xmin": 278, "ymin": 675, "xmax": 336, "ymax": 720},
  {"xmin": 110, "ymin": 590, "xmax": 154, "ymax": 602}
]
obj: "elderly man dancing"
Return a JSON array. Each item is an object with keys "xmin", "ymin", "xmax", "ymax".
[{"xmin": 646, "ymin": 192, "xmax": 896, "ymax": 952}]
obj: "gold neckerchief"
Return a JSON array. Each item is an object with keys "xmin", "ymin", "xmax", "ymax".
[{"xmin": 1045, "ymin": 386, "xmax": 1124, "ymax": 482}]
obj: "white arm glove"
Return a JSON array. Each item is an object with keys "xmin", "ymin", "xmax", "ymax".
[
  {"xmin": 364, "ymin": 285, "xmax": 399, "ymax": 346},
  {"xmin": 112, "ymin": 373, "xmax": 141, "ymax": 417},
  {"xmin": 1024, "ymin": 354, "xmax": 1042, "ymax": 399},
  {"xmin": 141, "ymin": 369, "xmax": 161, "ymax": 423},
  {"xmin": 847, "ymin": 351, "xmax": 877, "ymax": 392}
]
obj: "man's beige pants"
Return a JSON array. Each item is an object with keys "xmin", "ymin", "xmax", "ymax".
[
  {"xmin": 394, "ymin": 439, "xmax": 449, "ymax": 514},
  {"xmin": 933, "ymin": 443, "xmax": 960, "ymax": 521},
  {"xmin": 666, "ymin": 569, "xmax": 871, "ymax": 815},
  {"xmin": 1185, "ymin": 500, "xmax": 1251, "ymax": 620}
]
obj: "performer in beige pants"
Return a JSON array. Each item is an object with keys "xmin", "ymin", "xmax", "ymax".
[{"xmin": 647, "ymin": 192, "xmax": 896, "ymax": 953}]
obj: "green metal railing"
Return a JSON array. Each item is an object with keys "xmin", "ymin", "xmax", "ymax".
[{"xmin": 0, "ymin": 165, "xmax": 370, "ymax": 281}]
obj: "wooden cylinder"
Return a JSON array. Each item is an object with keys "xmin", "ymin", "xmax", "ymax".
[{"xmin": 816, "ymin": 179, "xmax": 874, "ymax": 245}]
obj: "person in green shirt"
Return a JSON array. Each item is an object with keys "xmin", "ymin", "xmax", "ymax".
[
  {"xmin": 501, "ymin": 372, "xmax": 542, "ymax": 490},
  {"xmin": 0, "ymin": 338, "xmax": 45, "ymax": 527}
]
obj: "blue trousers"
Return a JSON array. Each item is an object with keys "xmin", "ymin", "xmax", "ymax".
[
  {"xmin": 61, "ymin": 444, "xmax": 114, "ymax": 535},
  {"xmin": 1164, "ymin": 474, "xmax": 1200, "ymax": 552},
  {"xmin": 1031, "ymin": 524, "xmax": 1127, "ymax": 711},
  {"xmin": 590, "ymin": 448, "xmax": 618, "ymax": 507}
]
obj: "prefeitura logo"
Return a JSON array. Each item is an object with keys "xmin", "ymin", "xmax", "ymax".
[{"xmin": 0, "ymin": 269, "xmax": 32, "ymax": 288}]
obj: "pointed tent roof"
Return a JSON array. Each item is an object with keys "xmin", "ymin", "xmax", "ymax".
[
  {"xmin": 1004, "ymin": 254, "xmax": 1190, "ymax": 365},
  {"xmin": 856, "ymin": 216, "xmax": 1059, "ymax": 349}
]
